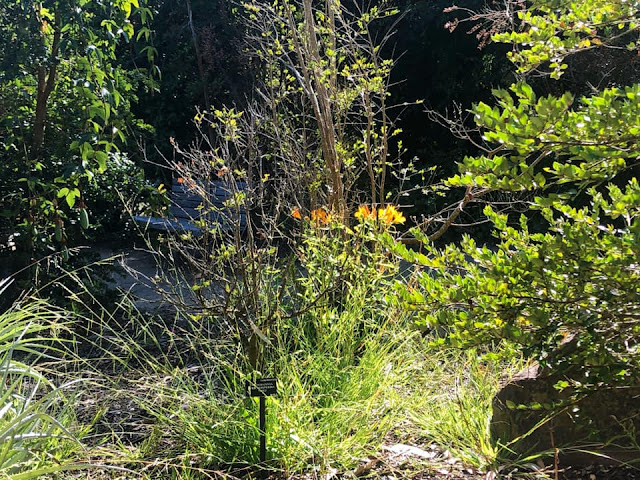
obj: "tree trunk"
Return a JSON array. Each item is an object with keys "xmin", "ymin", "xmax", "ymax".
[
  {"xmin": 301, "ymin": 0, "xmax": 346, "ymax": 218},
  {"xmin": 185, "ymin": 0, "xmax": 215, "ymax": 145},
  {"xmin": 31, "ymin": 13, "xmax": 61, "ymax": 158}
]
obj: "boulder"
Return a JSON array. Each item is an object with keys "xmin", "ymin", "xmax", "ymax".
[{"xmin": 491, "ymin": 364, "xmax": 640, "ymax": 465}]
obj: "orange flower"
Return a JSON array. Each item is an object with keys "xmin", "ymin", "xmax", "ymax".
[
  {"xmin": 311, "ymin": 208, "xmax": 330, "ymax": 225},
  {"xmin": 177, "ymin": 177, "xmax": 196, "ymax": 188},
  {"xmin": 378, "ymin": 205, "xmax": 406, "ymax": 225},
  {"xmin": 355, "ymin": 204, "xmax": 405, "ymax": 225},
  {"xmin": 355, "ymin": 205, "xmax": 376, "ymax": 221},
  {"xmin": 291, "ymin": 207, "xmax": 302, "ymax": 220}
]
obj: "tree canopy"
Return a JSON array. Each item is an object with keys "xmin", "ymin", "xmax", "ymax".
[{"xmin": 0, "ymin": 0, "xmax": 154, "ymax": 270}]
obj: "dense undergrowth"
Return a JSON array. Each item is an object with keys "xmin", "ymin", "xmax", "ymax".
[
  {"xmin": 3, "ymin": 203, "xmax": 637, "ymax": 479},
  {"xmin": 0, "ymin": 229, "xmax": 527, "ymax": 479}
]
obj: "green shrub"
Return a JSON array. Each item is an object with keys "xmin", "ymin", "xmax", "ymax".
[{"xmin": 391, "ymin": 0, "xmax": 640, "ymax": 390}]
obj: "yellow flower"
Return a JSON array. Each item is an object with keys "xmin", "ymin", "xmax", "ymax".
[
  {"xmin": 378, "ymin": 205, "xmax": 406, "ymax": 225},
  {"xmin": 355, "ymin": 205, "xmax": 376, "ymax": 221},
  {"xmin": 355, "ymin": 204, "xmax": 405, "ymax": 224}
]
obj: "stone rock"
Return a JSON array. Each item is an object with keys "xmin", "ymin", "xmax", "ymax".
[
  {"xmin": 382, "ymin": 443, "xmax": 438, "ymax": 460},
  {"xmin": 491, "ymin": 364, "xmax": 640, "ymax": 465}
]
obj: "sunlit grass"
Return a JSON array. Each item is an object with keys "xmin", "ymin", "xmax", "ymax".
[
  {"xmin": 0, "ymin": 279, "xmax": 88, "ymax": 479},
  {"xmin": 408, "ymin": 347, "xmax": 527, "ymax": 471},
  {"xmin": 72, "ymin": 296, "xmax": 522, "ymax": 478},
  {"xmin": 3, "ymin": 255, "xmax": 528, "ymax": 479}
]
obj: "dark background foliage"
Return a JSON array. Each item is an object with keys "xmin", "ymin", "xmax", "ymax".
[{"xmin": 132, "ymin": 0, "xmax": 513, "ymax": 237}]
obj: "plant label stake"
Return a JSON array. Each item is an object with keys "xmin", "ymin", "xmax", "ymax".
[{"xmin": 246, "ymin": 378, "xmax": 278, "ymax": 462}]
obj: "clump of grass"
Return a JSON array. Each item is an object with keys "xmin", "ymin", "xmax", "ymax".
[
  {"xmin": 47, "ymin": 236, "xmax": 527, "ymax": 479},
  {"xmin": 120, "ymin": 317, "xmax": 420, "ymax": 477},
  {"xmin": 408, "ymin": 346, "xmax": 526, "ymax": 471},
  {"xmin": 0, "ymin": 279, "xmax": 88, "ymax": 479},
  {"xmin": 266, "ymin": 319, "xmax": 415, "ymax": 473},
  {"xmin": 119, "ymin": 317, "xmax": 526, "ymax": 478}
]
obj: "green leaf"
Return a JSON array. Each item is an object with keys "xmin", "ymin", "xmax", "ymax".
[
  {"xmin": 65, "ymin": 188, "xmax": 80, "ymax": 208},
  {"xmin": 94, "ymin": 151, "xmax": 108, "ymax": 171}
]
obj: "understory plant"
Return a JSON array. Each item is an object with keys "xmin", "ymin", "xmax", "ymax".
[
  {"xmin": 0, "ymin": 279, "xmax": 85, "ymax": 478},
  {"xmin": 133, "ymin": 0, "xmax": 415, "ymax": 380},
  {"xmin": 389, "ymin": 0, "xmax": 640, "ymax": 460},
  {"xmin": 132, "ymin": 206, "xmax": 416, "ymax": 474}
]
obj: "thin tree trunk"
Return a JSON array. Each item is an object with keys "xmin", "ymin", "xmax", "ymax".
[
  {"xmin": 301, "ymin": 0, "xmax": 345, "ymax": 217},
  {"xmin": 32, "ymin": 12, "xmax": 61, "ymax": 157},
  {"xmin": 185, "ymin": 0, "xmax": 214, "ymax": 145}
]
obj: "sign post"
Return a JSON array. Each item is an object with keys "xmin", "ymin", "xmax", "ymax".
[{"xmin": 247, "ymin": 378, "xmax": 278, "ymax": 463}]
